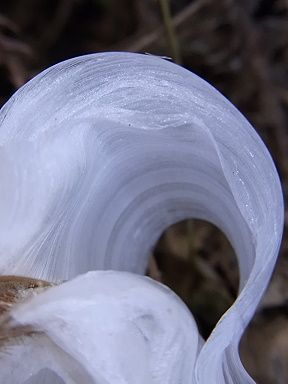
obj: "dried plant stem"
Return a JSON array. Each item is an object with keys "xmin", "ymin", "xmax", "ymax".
[
  {"xmin": 0, "ymin": 276, "xmax": 55, "ymax": 349},
  {"xmin": 158, "ymin": 0, "xmax": 181, "ymax": 64},
  {"xmin": 0, "ymin": 275, "xmax": 53, "ymax": 315}
]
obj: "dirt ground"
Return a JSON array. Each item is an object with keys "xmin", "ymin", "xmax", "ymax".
[{"xmin": 0, "ymin": 1, "xmax": 287, "ymax": 382}]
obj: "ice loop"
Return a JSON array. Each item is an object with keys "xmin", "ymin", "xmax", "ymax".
[{"xmin": 0, "ymin": 52, "xmax": 284, "ymax": 383}]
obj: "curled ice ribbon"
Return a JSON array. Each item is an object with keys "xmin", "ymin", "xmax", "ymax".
[{"xmin": 0, "ymin": 52, "xmax": 284, "ymax": 383}]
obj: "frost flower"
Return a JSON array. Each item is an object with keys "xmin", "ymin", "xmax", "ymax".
[{"xmin": 0, "ymin": 52, "xmax": 284, "ymax": 383}]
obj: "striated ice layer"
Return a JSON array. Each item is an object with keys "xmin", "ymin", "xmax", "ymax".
[{"xmin": 0, "ymin": 52, "xmax": 284, "ymax": 383}]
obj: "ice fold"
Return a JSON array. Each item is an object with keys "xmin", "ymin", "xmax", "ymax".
[{"xmin": 1, "ymin": 271, "xmax": 200, "ymax": 384}]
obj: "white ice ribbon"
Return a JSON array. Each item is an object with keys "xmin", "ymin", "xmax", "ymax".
[{"xmin": 0, "ymin": 52, "xmax": 284, "ymax": 383}]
